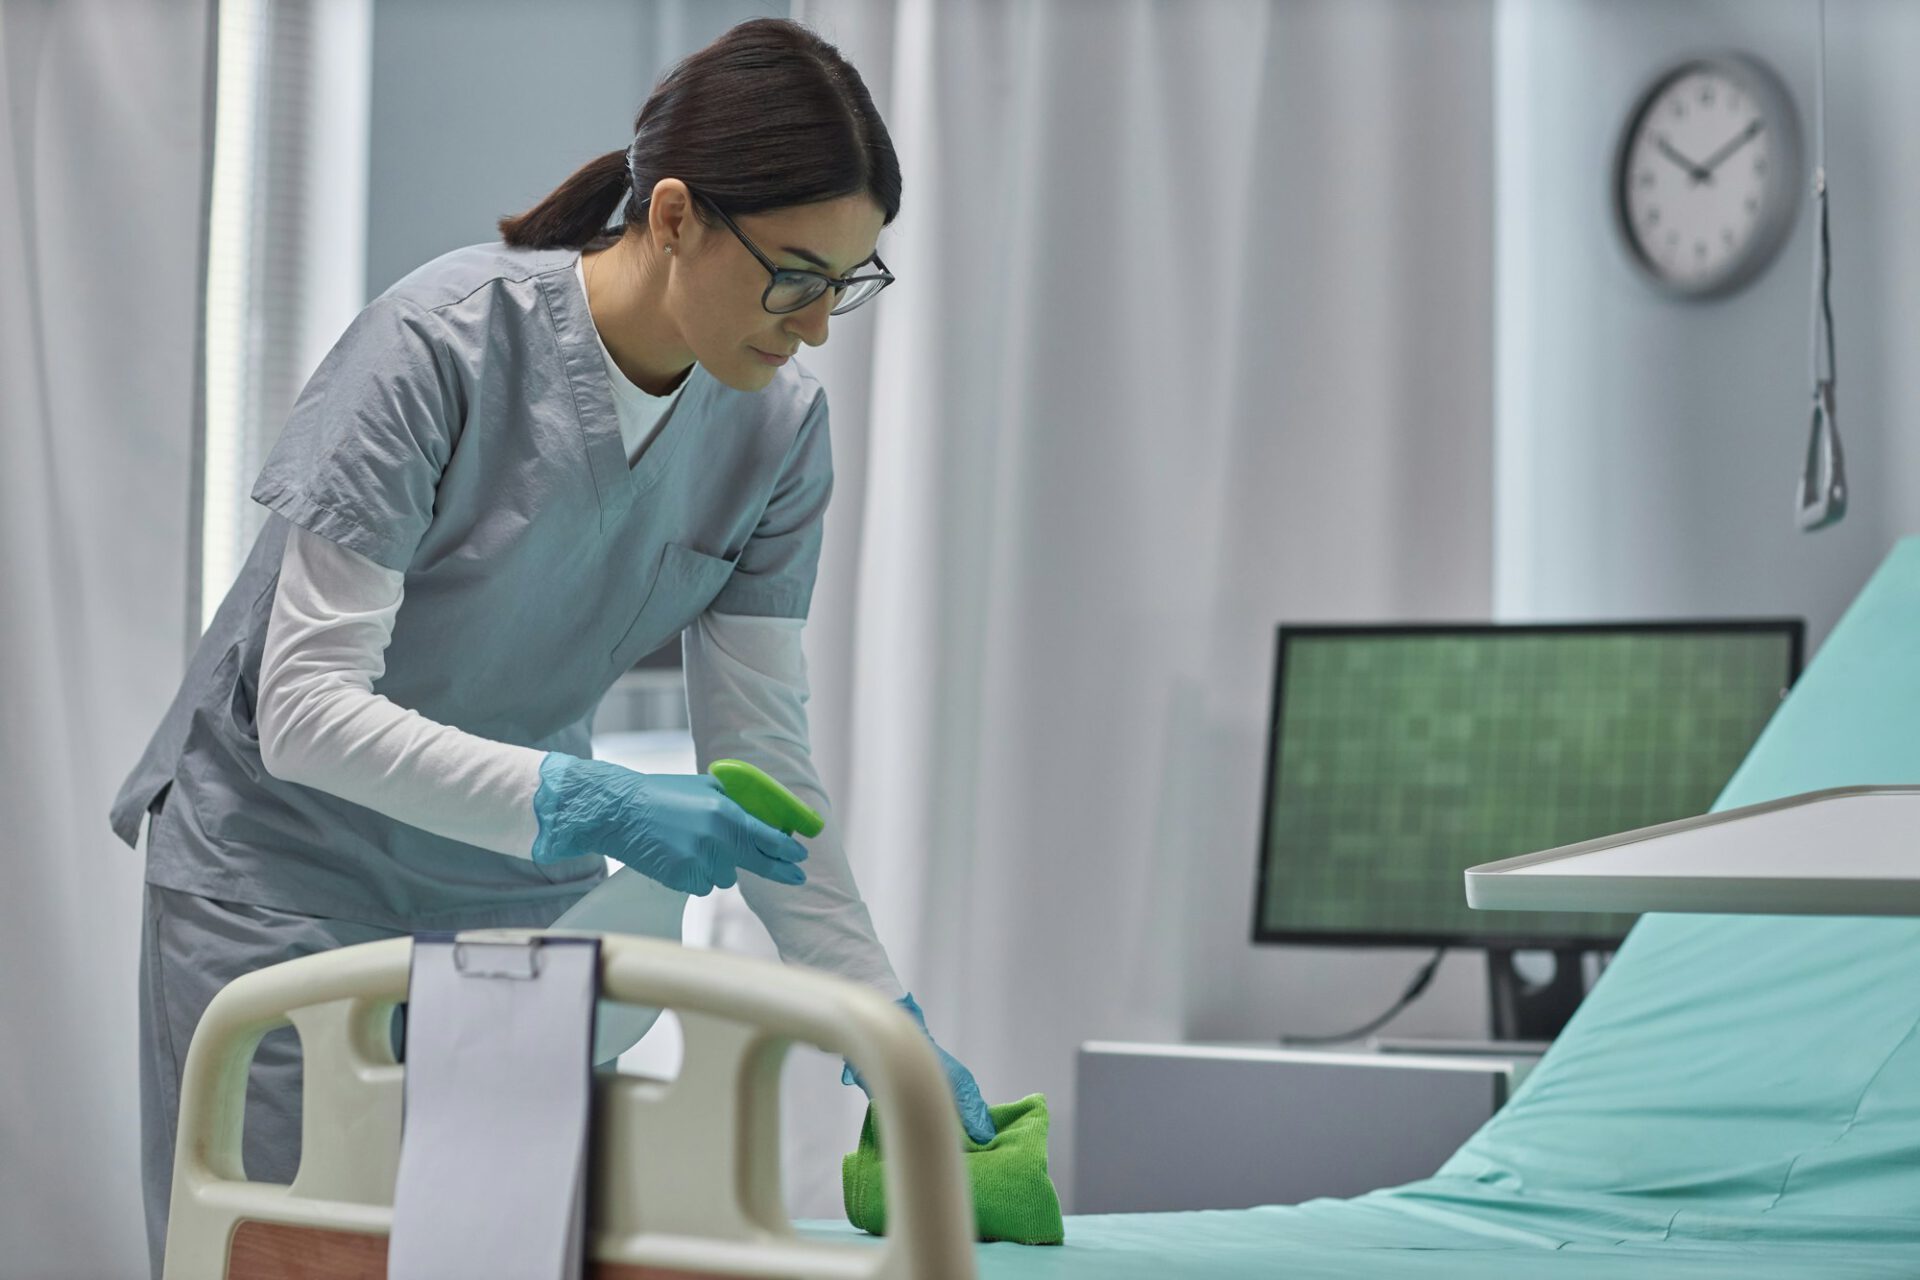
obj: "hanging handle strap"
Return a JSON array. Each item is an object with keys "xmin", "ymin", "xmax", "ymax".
[
  {"xmin": 1799, "ymin": 0, "xmax": 1846, "ymax": 532},
  {"xmin": 1799, "ymin": 372, "xmax": 1845, "ymax": 531}
]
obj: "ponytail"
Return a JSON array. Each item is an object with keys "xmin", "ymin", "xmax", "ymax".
[{"xmin": 497, "ymin": 149, "xmax": 632, "ymax": 250}]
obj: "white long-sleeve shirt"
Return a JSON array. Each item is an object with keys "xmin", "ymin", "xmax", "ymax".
[{"xmin": 256, "ymin": 527, "xmax": 901, "ymax": 995}]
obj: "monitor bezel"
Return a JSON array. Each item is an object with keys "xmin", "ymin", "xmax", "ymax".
[{"xmin": 1249, "ymin": 618, "xmax": 1807, "ymax": 950}]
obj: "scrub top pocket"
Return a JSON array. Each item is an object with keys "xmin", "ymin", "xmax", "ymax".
[
  {"xmin": 609, "ymin": 542, "xmax": 738, "ymax": 666},
  {"xmin": 225, "ymin": 642, "xmax": 262, "ymax": 750}
]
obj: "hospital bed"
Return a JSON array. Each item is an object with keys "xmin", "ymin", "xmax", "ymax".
[{"xmin": 165, "ymin": 540, "xmax": 1920, "ymax": 1278}]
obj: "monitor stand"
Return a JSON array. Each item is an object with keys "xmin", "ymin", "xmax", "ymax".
[
  {"xmin": 1373, "ymin": 947, "xmax": 1593, "ymax": 1057},
  {"xmin": 1486, "ymin": 946, "xmax": 1590, "ymax": 1042}
]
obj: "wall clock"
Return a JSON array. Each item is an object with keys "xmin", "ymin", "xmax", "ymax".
[{"xmin": 1614, "ymin": 54, "xmax": 1802, "ymax": 297}]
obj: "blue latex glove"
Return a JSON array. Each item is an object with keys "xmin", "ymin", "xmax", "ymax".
[
  {"xmin": 529, "ymin": 753, "xmax": 807, "ymax": 894},
  {"xmin": 842, "ymin": 993, "xmax": 997, "ymax": 1145}
]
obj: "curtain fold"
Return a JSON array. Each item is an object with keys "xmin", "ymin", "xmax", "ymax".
[
  {"xmin": 769, "ymin": 0, "xmax": 1495, "ymax": 1214},
  {"xmin": 0, "ymin": 1, "xmax": 213, "ymax": 1273}
]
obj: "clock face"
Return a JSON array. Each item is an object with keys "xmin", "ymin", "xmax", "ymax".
[{"xmin": 1617, "ymin": 58, "xmax": 1800, "ymax": 296}]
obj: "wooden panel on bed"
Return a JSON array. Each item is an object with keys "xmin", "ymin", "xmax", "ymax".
[{"xmin": 225, "ymin": 1220, "xmax": 770, "ymax": 1280}]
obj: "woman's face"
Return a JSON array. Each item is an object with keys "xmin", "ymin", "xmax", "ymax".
[{"xmin": 656, "ymin": 183, "xmax": 886, "ymax": 392}]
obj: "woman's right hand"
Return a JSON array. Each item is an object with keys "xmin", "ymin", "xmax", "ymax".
[{"xmin": 529, "ymin": 753, "xmax": 808, "ymax": 894}]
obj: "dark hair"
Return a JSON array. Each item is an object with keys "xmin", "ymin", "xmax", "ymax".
[{"xmin": 500, "ymin": 18, "xmax": 900, "ymax": 249}]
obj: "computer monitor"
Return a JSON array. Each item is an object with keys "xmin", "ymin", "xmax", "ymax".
[{"xmin": 1252, "ymin": 621, "xmax": 1803, "ymax": 1038}]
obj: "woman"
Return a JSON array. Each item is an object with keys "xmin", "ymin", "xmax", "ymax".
[{"xmin": 111, "ymin": 19, "xmax": 990, "ymax": 1275}]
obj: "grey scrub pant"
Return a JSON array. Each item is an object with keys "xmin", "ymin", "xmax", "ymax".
[{"xmin": 137, "ymin": 881, "xmax": 406, "ymax": 1279}]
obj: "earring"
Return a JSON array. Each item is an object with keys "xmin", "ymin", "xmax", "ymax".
[{"xmin": 663, "ymin": 245, "xmax": 673, "ymax": 255}]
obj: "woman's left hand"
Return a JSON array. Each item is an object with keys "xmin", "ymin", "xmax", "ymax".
[{"xmin": 842, "ymin": 993, "xmax": 998, "ymax": 1145}]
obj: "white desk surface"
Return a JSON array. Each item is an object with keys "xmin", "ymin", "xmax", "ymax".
[{"xmin": 1464, "ymin": 786, "xmax": 1920, "ymax": 917}]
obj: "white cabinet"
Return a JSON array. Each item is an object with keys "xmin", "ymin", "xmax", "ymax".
[{"xmin": 1073, "ymin": 1041, "xmax": 1538, "ymax": 1213}]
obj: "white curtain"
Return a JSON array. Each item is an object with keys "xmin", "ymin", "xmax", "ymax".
[
  {"xmin": 769, "ymin": 0, "xmax": 1496, "ymax": 1214},
  {"xmin": 0, "ymin": 1, "xmax": 211, "ymax": 1275}
]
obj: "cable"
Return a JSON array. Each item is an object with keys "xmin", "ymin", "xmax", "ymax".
[
  {"xmin": 1816, "ymin": 0, "xmax": 1827, "ymax": 164},
  {"xmin": 1278, "ymin": 947, "xmax": 1449, "ymax": 1047},
  {"xmin": 1813, "ymin": 0, "xmax": 1832, "ymax": 393}
]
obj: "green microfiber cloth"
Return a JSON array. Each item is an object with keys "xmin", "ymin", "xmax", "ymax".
[{"xmin": 842, "ymin": 1093, "xmax": 1065, "ymax": 1246}]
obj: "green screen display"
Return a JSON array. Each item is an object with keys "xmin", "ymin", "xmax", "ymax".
[{"xmin": 1255, "ymin": 625, "xmax": 1799, "ymax": 946}]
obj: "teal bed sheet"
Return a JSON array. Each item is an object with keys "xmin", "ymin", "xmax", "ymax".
[
  {"xmin": 805, "ymin": 1210, "xmax": 1917, "ymax": 1277},
  {"xmin": 817, "ymin": 539, "xmax": 1920, "ymax": 1276}
]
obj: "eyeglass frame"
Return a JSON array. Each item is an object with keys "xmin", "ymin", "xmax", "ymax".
[{"xmin": 688, "ymin": 191, "xmax": 895, "ymax": 316}]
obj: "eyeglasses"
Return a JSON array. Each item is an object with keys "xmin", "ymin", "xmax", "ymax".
[{"xmin": 693, "ymin": 193, "xmax": 895, "ymax": 316}]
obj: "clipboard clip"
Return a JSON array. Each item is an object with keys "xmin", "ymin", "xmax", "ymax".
[{"xmin": 452, "ymin": 938, "xmax": 543, "ymax": 981}]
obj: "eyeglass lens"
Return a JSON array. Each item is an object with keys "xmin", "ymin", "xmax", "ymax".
[{"xmin": 765, "ymin": 272, "xmax": 886, "ymax": 315}]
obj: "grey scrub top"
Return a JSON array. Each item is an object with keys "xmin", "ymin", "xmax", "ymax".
[{"xmin": 111, "ymin": 241, "xmax": 833, "ymax": 930}]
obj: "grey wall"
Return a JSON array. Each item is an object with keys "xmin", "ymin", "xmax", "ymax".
[
  {"xmin": 1495, "ymin": 0, "xmax": 1920, "ymax": 652},
  {"xmin": 366, "ymin": 0, "xmax": 781, "ymax": 299}
]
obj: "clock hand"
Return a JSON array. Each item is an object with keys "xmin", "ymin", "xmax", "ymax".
[
  {"xmin": 1699, "ymin": 118, "xmax": 1765, "ymax": 176},
  {"xmin": 1654, "ymin": 135, "xmax": 1712, "ymax": 184}
]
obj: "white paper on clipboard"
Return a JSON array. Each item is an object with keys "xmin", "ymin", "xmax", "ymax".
[{"xmin": 389, "ymin": 933, "xmax": 600, "ymax": 1280}]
